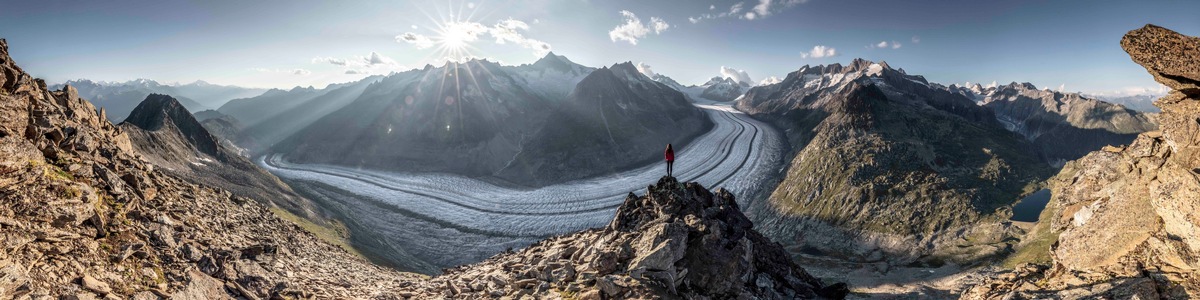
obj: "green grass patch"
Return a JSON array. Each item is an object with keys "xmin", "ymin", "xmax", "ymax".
[
  {"xmin": 268, "ymin": 206, "xmax": 368, "ymax": 259},
  {"xmin": 1001, "ymin": 205, "xmax": 1061, "ymax": 268}
]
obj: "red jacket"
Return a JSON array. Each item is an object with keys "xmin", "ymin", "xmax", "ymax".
[{"xmin": 665, "ymin": 145, "xmax": 675, "ymax": 162}]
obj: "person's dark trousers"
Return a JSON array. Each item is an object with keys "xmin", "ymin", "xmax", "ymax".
[{"xmin": 667, "ymin": 161, "xmax": 673, "ymax": 177}]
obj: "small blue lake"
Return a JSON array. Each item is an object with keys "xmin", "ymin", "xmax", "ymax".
[{"xmin": 1011, "ymin": 189, "xmax": 1051, "ymax": 222}]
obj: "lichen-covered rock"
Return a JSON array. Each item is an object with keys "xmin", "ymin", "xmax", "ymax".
[{"xmin": 964, "ymin": 24, "xmax": 1200, "ymax": 300}]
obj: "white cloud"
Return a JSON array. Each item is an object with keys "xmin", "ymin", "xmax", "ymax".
[
  {"xmin": 396, "ymin": 32, "xmax": 434, "ymax": 49},
  {"xmin": 758, "ymin": 76, "xmax": 782, "ymax": 86},
  {"xmin": 987, "ymin": 81, "xmax": 998, "ymax": 88},
  {"xmin": 753, "ymin": 0, "xmax": 773, "ymax": 16},
  {"xmin": 734, "ymin": 0, "xmax": 806, "ymax": 21},
  {"xmin": 1058, "ymin": 83, "xmax": 1066, "ymax": 92},
  {"xmin": 710, "ymin": 4, "xmax": 716, "ymax": 10},
  {"xmin": 868, "ymin": 40, "xmax": 902, "ymax": 49},
  {"xmin": 491, "ymin": 19, "xmax": 530, "ymax": 44},
  {"xmin": 293, "ymin": 69, "xmax": 312, "ymax": 76},
  {"xmin": 486, "ymin": 19, "xmax": 552, "ymax": 56},
  {"xmin": 720, "ymin": 66, "xmax": 753, "ymax": 85},
  {"xmin": 650, "ymin": 17, "xmax": 670, "ymax": 34},
  {"xmin": 345, "ymin": 69, "xmax": 368, "ymax": 75},
  {"xmin": 609, "ymin": 10, "xmax": 669, "ymax": 45},
  {"xmin": 467, "ymin": 2, "xmax": 475, "ymax": 9},
  {"xmin": 636, "ymin": 62, "xmax": 658, "ymax": 77},
  {"xmin": 911, "ymin": 36, "xmax": 921, "ymax": 44},
  {"xmin": 800, "ymin": 45, "xmax": 838, "ymax": 58}
]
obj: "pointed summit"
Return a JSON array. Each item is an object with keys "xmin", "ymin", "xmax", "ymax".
[
  {"xmin": 531, "ymin": 51, "xmax": 582, "ymax": 72},
  {"xmin": 122, "ymin": 94, "xmax": 223, "ymax": 158}
]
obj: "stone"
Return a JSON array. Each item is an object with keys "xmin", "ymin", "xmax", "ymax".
[{"xmin": 79, "ymin": 275, "xmax": 111, "ymax": 295}]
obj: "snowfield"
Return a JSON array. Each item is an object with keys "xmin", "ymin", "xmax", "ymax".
[{"xmin": 259, "ymin": 102, "xmax": 786, "ymax": 270}]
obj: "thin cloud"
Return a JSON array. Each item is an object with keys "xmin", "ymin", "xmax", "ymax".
[
  {"xmin": 609, "ymin": 10, "xmax": 669, "ymax": 45},
  {"xmin": 311, "ymin": 57, "xmax": 347, "ymax": 65},
  {"xmin": 801, "ymin": 45, "xmax": 838, "ymax": 58},
  {"xmin": 636, "ymin": 62, "xmax": 658, "ymax": 77},
  {"xmin": 695, "ymin": 0, "xmax": 806, "ymax": 23},
  {"xmin": 867, "ymin": 40, "xmax": 901, "ymax": 49},
  {"xmin": 250, "ymin": 67, "xmax": 312, "ymax": 76},
  {"xmin": 396, "ymin": 32, "xmax": 434, "ymax": 49},
  {"xmin": 911, "ymin": 36, "xmax": 921, "ymax": 44}
]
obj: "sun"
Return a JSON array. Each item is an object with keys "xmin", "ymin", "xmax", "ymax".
[
  {"xmin": 416, "ymin": 2, "xmax": 489, "ymax": 62},
  {"xmin": 437, "ymin": 22, "xmax": 482, "ymax": 53}
]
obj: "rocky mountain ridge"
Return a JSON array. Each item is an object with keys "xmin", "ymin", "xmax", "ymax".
[
  {"xmin": 280, "ymin": 58, "xmax": 711, "ymax": 187},
  {"xmin": 945, "ymin": 81, "xmax": 1158, "ymax": 165},
  {"xmin": 50, "ymin": 78, "xmax": 265, "ymax": 122},
  {"xmin": 736, "ymin": 58, "xmax": 1053, "ymax": 266},
  {"xmin": 118, "ymin": 94, "xmax": 329, "ymax": 228},
  {"xmin": 965, "ymin": 24, "xmax": 1200, "ymax": 299}
]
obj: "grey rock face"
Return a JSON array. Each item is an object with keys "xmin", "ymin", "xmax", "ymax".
[{"xmin": 964, "ymin": 24, "xmax": 1200, "ymax": 300}]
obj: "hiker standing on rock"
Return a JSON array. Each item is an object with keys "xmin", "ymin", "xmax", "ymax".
[{"xmin": 665, "ymin": 144, "xmax": 675, "ymax": 177}]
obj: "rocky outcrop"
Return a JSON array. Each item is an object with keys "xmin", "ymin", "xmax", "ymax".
[
  {"xmin": 964, "ymin": 24, "xmax": 1200, "ymax": 299},
  {"xmin": 124, "ymin": 94, "xmax": 224, "ymax": 159},
  {"xmin": 0, "ymin": 38, "xmax": 421, "ymax": 298},
  {"xmin": 402, "ymin": 177, "xmax": 848, "ymax": 299}
]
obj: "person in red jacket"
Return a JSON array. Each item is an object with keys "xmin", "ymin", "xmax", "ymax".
[{"xmin": 664, "ymin": 143, "xmax": 675, "ymax": 177}]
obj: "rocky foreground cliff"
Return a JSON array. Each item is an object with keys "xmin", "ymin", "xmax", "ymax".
[
  {"xmin": 0, "ymin": 38, "xmax": 425, "ymax": 298},
  {"xmin": 964, "ymin": 24, "xmax": 1200, "ymax": 299}
]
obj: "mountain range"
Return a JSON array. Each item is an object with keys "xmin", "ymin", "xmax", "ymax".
[
  {"xmin": 49, "ymin": 79, "xmax": 266, "ymax": 122},
  {"xmin": 946, "ymin": 81, "xmax": 1158, "ymax": 165},
  {"xmin": 229, "ymin": 55, "xmax": 712, "ymax": 186},
  {"xmin": 736, "ymin": 59, "xmax": 1055, "ymax": 265}
]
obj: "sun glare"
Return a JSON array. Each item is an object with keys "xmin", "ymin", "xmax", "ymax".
[
  {"xmin": 416, "ymin": 2, "xmax": 488, "ymax": 62},
  {"xmin": 438, "ymin": 22, "xmax": 480, "ymax": 51}
]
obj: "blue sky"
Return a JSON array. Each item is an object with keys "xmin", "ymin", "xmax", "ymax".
[{"xmin": 1, "ymin": 0, "xmax": 1196, "ymax": 95}]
